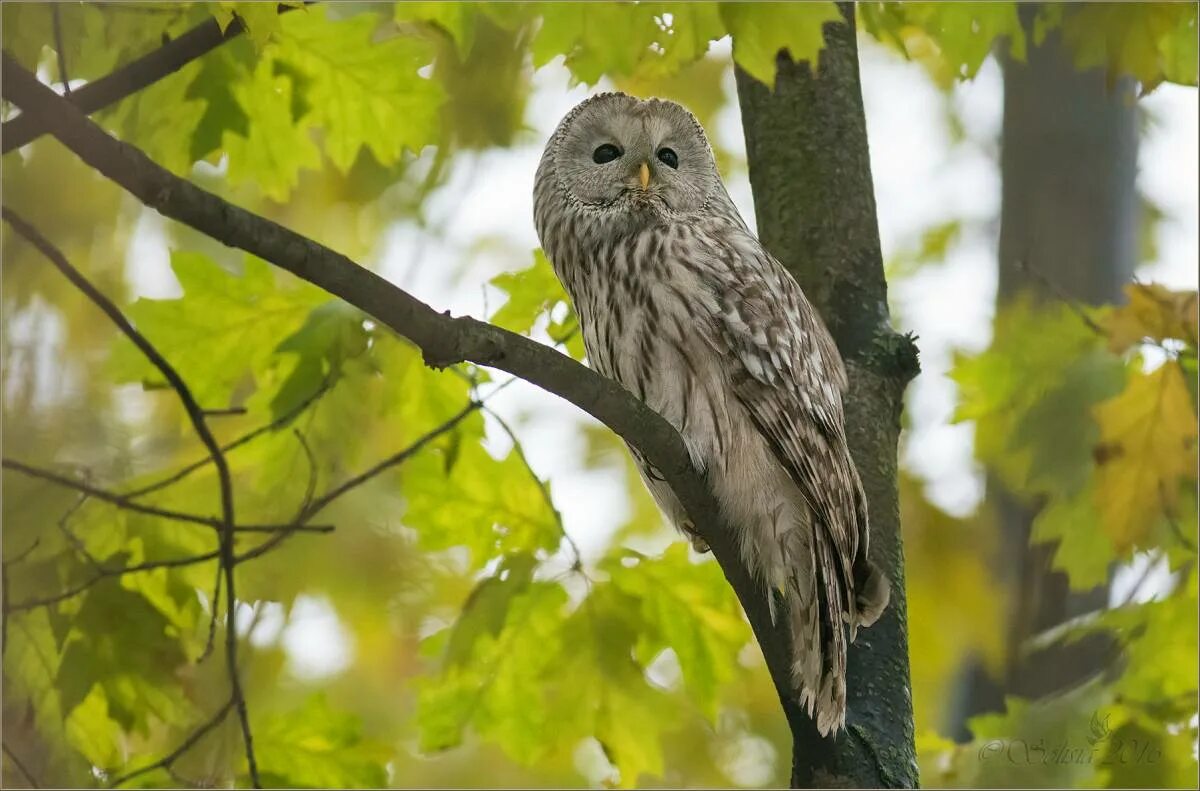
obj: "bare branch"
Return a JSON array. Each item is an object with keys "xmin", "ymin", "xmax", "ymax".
[
  {"xmin": 2, "ymin": 741, "xmax": 39, "ymax": 789},
  {"xmin": 55, "ymin": 495, "xmax": 104, "ymax": 571},
  {"xmin": 198, "ymin": 565, "xmax": 223, "ymax": 664},
  {"xmin": 123, "ymin": 378, "xmax": 331, "ymax": 500},
  {"xmin": 231, "ymin": 400, "xmax": 487, "ymax": 567},
  {"xmin": 2, "ymin": 458, "xmax": 331, "ymax": 535},
  {"xmin": 0, "ymin": 208, "xmax": 258, "ymax": 785},
  {"xmin": 1, "ymin": 538, "xmax": 41, "ymax": 568},
  {"xmin": 483, "ymin": 405, "xmax": 585, "ymax": 572},
  {"xmin": 300, "ymin": 402, "xmax": 481, "ymax": 521},
  {"xmin": 292, "ymin": 428, "xmax": 318, "ymax": 522},
  {"xmin": 202, "ymin": 406, "xmax": 248, "ymax": 417},
  {"xmin": 51, "ymin": 5, "xmax": 70, "ymax": 97},
  {"xmin": 4, "ymin": 550, "xmax": 221, "ymax": 613},
  {"xmin": 1, "ymin": 4, "xmax": 303, "ymax": 153},
  {"xmin": 107, "ymin": 698, "xmax": 235, "ymax": 789},
  {"xmin": 1014, "ymin": 257, "xmax": 1108, "ymax": 337}
]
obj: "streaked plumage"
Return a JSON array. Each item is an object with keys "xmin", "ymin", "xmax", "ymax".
[{"xmin": 532, "ymin": 92, "xmax": 889, "ymax": 735}]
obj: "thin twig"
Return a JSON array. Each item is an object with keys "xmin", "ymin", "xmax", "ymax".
[
  {"xmin": 2, "ymin": 741, "xmax": 39, "ymax": 788},
  {"xmin": 198, "ymin": 565, "xmax": 223, "ymax": 663},
  {"xmin": 2, "ymin": 538, "xmax": 41, "ymax": 568},
  {"xmin": 1160, "ymin": 483, "xmax": 1198, "ymax": 553},
  {"xmin": 55, "ymin": 495, "xmax": 103, "ymax": 571},
  {"xmin": 107, "ymin": 698, "xmax": 235, "ymax": 788},
  {"xmin": 483, "ymin": 405, "xmax": 585, "ymax": 573},
  {"xmin": 202, "ymin": 406, "xmax": 248, "ymax": 417},
  {"xmin": 4, "ymin": 458, "xmax": 219, "ymax": 528},
  {"xmin": 123, "ymin": 378, "xmax": 331, "ymax": 499},
  {"xmin": 1, "ymin": 209, "xmax": 259, "ymax": 788},
  {"xmin": 4, "ymin": 550, "xmax": 221, "ymax": 613},
  {"xmin": 51, "ymin": 5, "xmax": 71, "ymax": 97},
  {"xmin": 233, "ymin": 402, "xmax": 482, "ymax": 565},
  {"xmin": 1119, "ymin": 552, "xmax": 1162, "ymax": 607},
  {"xmin": 90, "ymin": 2, "xmax": 185, "ymax": 15},
  {"xmin": 292, "ymin": 428, "xmax": 318, "ymax": 522},
  {"xmin": 299, "ymin": 402, "xmax": 482, "ymax": 520},
  {"xmin": 1013, "ymin": 258, "xmax": 1107, "ymax": 336},
  {"xmin": 2, "ymin": 458, "xmax": 329, "ymax": 535}
]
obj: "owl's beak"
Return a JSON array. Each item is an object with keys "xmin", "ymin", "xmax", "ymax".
[{"xmin": 638, "ymin": 161, "xmax": 651, "ymax": 189}]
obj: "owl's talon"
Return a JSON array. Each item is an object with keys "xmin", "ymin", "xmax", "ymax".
[{"xmin": 682, "ymin": 521, "xmax": 710, "ymax": 554}]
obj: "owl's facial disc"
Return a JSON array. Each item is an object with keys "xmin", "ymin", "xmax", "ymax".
[{"xmin": 553, "ymin": 94, "xmax": 718, "ymax": 223}]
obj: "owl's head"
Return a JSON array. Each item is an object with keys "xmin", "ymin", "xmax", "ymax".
[{"xmin": 536, "ymin": 93, "xmax": 723, "ymax": 229}]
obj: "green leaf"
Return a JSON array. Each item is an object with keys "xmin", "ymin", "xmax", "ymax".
[
  {"xmin": 65, "ymin": 684, "xmax": 124, "ymax": 769},
  {"xmin": 442, "ymin": 552, "xmax": 538, "ymax": 668},
  {"xmin": 3, "ymin": 2, "xmax": 192, "ymax": 84},
  {"xmin": 56, "ymin": 579, "xmax": 192, "ymax": 735},
  {"xmin": 185, "ymin": 43, "xmax": 254, "ymax": 163},
  {"xmin": 951, "ymin": 296, "xmax": 1111, "ymax": 494},
  {"xmin": 394, "ymin": 1, "xmax": 479, "ymax": 56},
  {"xmin": 403, "ymin": 439, "xmax": 563, "ymax": 569},
  {"xmin": 270, "ymin": 300, "xmax": 370, "ymax": 419},
  {"xmin": 252, "ymin": 693, "xmax": 390, "ymax": 787},
  {"xmin": 274, "ymin": 7, "xmax": 444, "ymax": 171},
  {"xmin": 600, "ymin": 545, "xmax": 749, "ymax": 720},
  {"xmin": 5, "ymin": 610, "xmax": 69, "ymax": 757},
  {"xmin": 1030, "ymin": 482, "xmax": 1114, "ymax": 591},
  {"xmin": 532, "ymin": 2, "xmax": 722, "ymax": 85},
  {"xmin": 99, "ymin": 60, "xmax": 208, "ymax": 175},
  {"xmin": 1051, "ymin": 2, "xmax": 1199, "ymax": 91},
  {"xmin": 720, "ymin": 1, "xmax": 841, "ymax": 89},
  {"xmin": 221, "ymin": 56, "xmax": 324, "ymax": 201},
  {"xmin": 211, "ymin": 1, "xmax": 296, "ymax": 48},
  {"xmin": 110, "ymin": 251, "xmax": 328, "ymax": 409},
  {"xmin": 415, "ymin": 582, "xmax": 575, "ymax": 759},
  {"xmin": 489, "ymin": 249, "xmax": 584, "ymax": 360}
]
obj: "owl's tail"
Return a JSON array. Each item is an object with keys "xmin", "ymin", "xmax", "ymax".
[{"xmin": 782, "ymin": 523, "xmax": 890, "ymax": 737}]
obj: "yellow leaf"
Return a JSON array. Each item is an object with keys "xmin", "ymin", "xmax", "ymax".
[
  {"xmin": 1092, "ymin": 362, "xmax": 1199, "ymax": 550},
  {"xmin": 1102, "ymin": 283, "xmax": 1199, "ymax": 353}
]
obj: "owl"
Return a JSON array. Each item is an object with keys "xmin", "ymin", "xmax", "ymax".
[{"xmin": 532, "ymin": 92, "xmax": 890, "ymax": 736}]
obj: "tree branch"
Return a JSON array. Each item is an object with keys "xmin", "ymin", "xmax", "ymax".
[
  {"xmin": 1, "ymin": 4, "xmax": 301, "ymax": 153},
  {"xmin": 51, "ymin": 5, "xmax": 70, "ymax": 97},
  {"xmin": 122, "ymin": 377, "xmax": 331, "ymax": 500},
  {"xmin": 483, "ymin": 404, "xmax": 586, "ymax": 573},
  {"xmin": 0, "ymin": 205, "xmax": 259, "ymax": 785},
  {"xmin": 302, "ymin": 402, "xmax": 481, "ymax": 519},
  {"xmin": 1, "ymin": 458, "xmax": 331, "ymax": 535},
  {"xmin": 106, "ymin": 697, "xmax": 235, "ymax": 788},
  {"xmin": 2, "ymin": 741, "xmax": 39, "ymax": 789},
  {"xmin": 4, "ymin": 550, "xmax": 222, "ymax": 614},
  {"xmin": 231, "ymin": 399, "xmax": 485, "ymax": 566},
  {"xmin": 1, "ymin": 53, "xmax": 807, "ymax": 781}
]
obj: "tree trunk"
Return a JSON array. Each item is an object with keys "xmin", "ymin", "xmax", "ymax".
[
  {"xmin": 950, "ymin": 2, "xmax": 1137, "ymax": 733},
  {"xmin": 735, "ymin": 5, "xmax": 919, "ymax": 787}
]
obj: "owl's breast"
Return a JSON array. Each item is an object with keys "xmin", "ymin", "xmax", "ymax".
[{"xmin": 569, "ymin": 224, "xmax": 736, "ymax": 467}]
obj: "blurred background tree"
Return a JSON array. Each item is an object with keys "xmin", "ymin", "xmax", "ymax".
[{"xmin": 2, "ymin": 2, "xmax": 1196, "ymax": 789}]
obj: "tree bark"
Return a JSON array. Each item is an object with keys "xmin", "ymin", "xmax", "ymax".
[
  {"xmin": 735, "ymin": 6, "xmax": 919, "ymax": 788},
  {"xmin": 950, "ymin": 2, "xmax": 1136, "ymax": 733}
]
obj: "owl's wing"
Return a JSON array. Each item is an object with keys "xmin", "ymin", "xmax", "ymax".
[{"xmin": 705, "ymin": 245, "xmax": 871, "ymax": 624}]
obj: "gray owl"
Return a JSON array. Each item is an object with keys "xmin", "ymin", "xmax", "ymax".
[{"xmin": 532, "ymin": 92, "xmax": 889, "ymax": 735}]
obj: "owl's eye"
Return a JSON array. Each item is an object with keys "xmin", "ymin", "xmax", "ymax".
[
  {"xmin": 592, "ymin": 144, "xmax": 622, "ymax": 164},
  {"xmin": 656, "ymin": 147, "xmax": 679, "ymax": 169}
]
